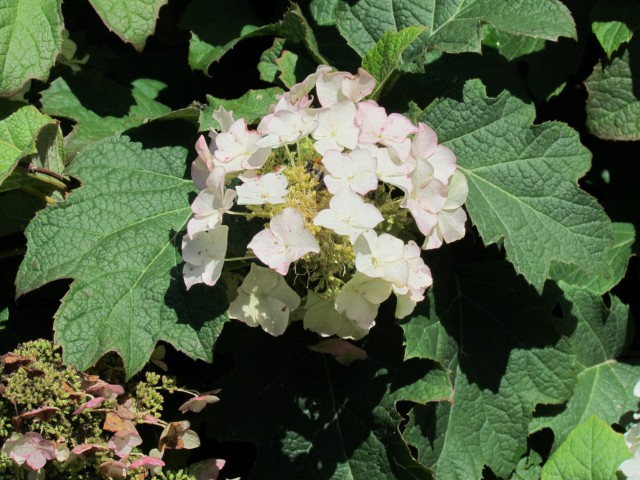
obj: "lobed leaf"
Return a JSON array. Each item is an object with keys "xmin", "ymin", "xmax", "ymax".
[
  {"xmin": 181, "ymin": 2, "xmax": 325, "ymax": 73},
  {"xmin": 585, "ymin": 37, "xmax": 640, "ymax": 140},
  {"xmin": 39, "ymin": 73, "xmax": 176, "ymax": 157},
  {"xmin": 335, "ymin": 0, "xmax": 576, "ymax": 60},
  {"xmin": 540, "ymin": 416, "xmax": 630, "ymax": 479},
  {"xmin": 401, "ymin": 259, "xmax": 576, "ymax": 479},
  {"xmin": 362, "ymin": 26, "xmax": 425, "ymax": 98},
  {"xmin": 16, "ymin": 131, "xmax": 228, "ymax": 377},
  {"xmin": 531, "ymin": 285, "xmax": 640, "ymax": 449},
  {"xmin": 0, "ymin": 0, "xmax": 63, "ymax": 97},
  {"xmin": 88, "ymin": 0, "xmax": 168, "ymax": 51},
  {"xmin": 204, "ymin": 319, "xmax": 452, "ymax": 479},
  {"xmin": 420, "ymin": 80, "xmax": 613, "ymax": 291}
]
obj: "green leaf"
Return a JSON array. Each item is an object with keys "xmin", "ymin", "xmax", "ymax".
[
  {"xmin": 335, "ymin": 0, "xmax": 576, "ymax": 59},
  {"xmin": 531, "ymin": 285, "xmax": 639, "ymax": 449},
  {"xmin": 0, "ymin": 106, "xmax": 57, "ymax": 186},
  {"xmin": 362, "ymin": 26, "xmax": 425, "ymax": 97},
  {"xmin": 15, "ymin": 129, "xmax": 228, "ymax": 377},
  {"xmin": 485, "ymin": 0, "xmax": 594, "ymax": 102},
  {"xmin": 310, "ymin": 0, "xmax": 340, "ymax": 26},
  {"xmin": 591, "ymin": 0, "xmax": 640, "ymax": 58},
  {"xmin": 541, "ymin": 416, "xmax": 631, "ymax": 480},
  {"xmin": 0, "ymin": 189, "xmax": 47, "ymax": 237},
  {"xmin": 511, "ymin": 452, "xmax": 543, "ymax": 480},
  {"xmin": 400, "ymin": 259, "xmax": 576, "ymax": 480},
  {"xmin": 204, "ymin": 319, "xmax": 452, "ymax": 479},
  {"xmin": 258, "ymin": 39, "xmax": 299, "ymax": 88},
  {"xmin": 550, "ymin": 223, "xmax": 635, "ymax": 295},
  {"xmin": 88, "ymin": 0, "xmax": 168, "ymax": 51},
  {"xmin": 585, "ymin": 37, "xmax": 640, "ymax": 140},
  {"xmin": 482, "ymin": 25, "xmax": 546, "ymax": 61},
  {"xmin": 40, "ymin": 72, "xmax": 172, "ymax": 157},
  {"xmin": 181, "ymin": 2, "xmax": 325, "ymax": 73},
  {"xmin": 419, "ymin": 80, "xmax": 613, "ymax": 291},
  {"xmin": 0, "ymin": 0, "xmax": 63, "ymax": 97},
  {"xmin": 199, "ymin": 88, "xmax": 283, "ymax": 131}
]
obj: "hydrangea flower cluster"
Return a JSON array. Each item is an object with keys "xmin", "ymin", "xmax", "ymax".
[{"xmin": 183, "ymin": 65, "xmax": 468, "ymax": 339}]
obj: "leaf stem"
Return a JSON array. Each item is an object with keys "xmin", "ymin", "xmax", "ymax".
[{"xmin": 225, "ymin": 255, "xmax": 257, "ymax": 262}]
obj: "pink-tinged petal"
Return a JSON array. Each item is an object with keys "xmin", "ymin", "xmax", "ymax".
[
  {"xmin": 179, "ymin": 394, "xmax": 220, "ymax": 414},
  {"xmin": 130, "ymin": 456, "xmax": 165, "ymax": 469},
  {"xmin": 190, "ymin": 458, "xmax": 226, "ymax": 480},
  {"xmin": 248, "ymin": 208, "xmax": 319, "ymax": 274},
  {"xmin": 84, "ymin": 380, "xmax": 125, "ymax": 400},
  {"xmin": 107, "ymin": 430, "xmax": 142, "ymax": 458},
  {"xmin": 73, "ymin": 396, "xmax": 104, "ymax": 415},
  {"xmin": 412, "ymin": 123, "xmax": 438, "ymax": 159},
  {"xmin": 356, "ymin": 101, "xmax": 386, "ymax": 143},
  {"xmin": 309, "ymin": 338, "xmax": 367, "ymax": 366},
  {"xmin": 99, "ymin": 460, "xmax": 127, "ymax": 479},
  {"xmin": 3, "ymin": 433, "xmax": 57, "ymax": 471},
  {"xmin": 341, "ymin": 68, "xmax": 376, "ymax": 102},
  {"xmin": 438, "ymin": 208, "xmax": 468, "ymax": 244},
  {"xmin": 192, "ymin": 136, "xmax": 215, "ymax": 190},
  {"xmin": 71, "ymin": 443, "xmax": 103, "ymax": 455},
  {"xmin": 428, "ymin": 145, "xmax": 457, "ymax": 184},
  {"xmin": 382, "ymin": 113, "xmax": 418, "ymax": 141}
]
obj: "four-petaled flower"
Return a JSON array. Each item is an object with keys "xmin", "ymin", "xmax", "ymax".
[
  {"xmin": 229, "ymin": 264, "xmax": 301, "ymax": 336},
  {"xmin": 314, "ymin": 191, "xmax": 383, "ymax": 243},
  {"xmin": 182, "ymin": 226, "xmax": 229, "ymax": 289},
  {"xmin": 248, "ymin": 208, "xmax": 320, "ymax": 274}
]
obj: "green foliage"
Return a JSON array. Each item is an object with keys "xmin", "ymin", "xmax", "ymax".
[
  {"xmin": 88, "ymin": 0, "xmax": 169, "ymax": 51},
  {"xmin": 199, "ymin": 88, "xmax": 284, "ymax": 131},
  {"xmin": 181, "ymin": 1, "xmax": 325, "ymax": 73},
  {"xmin": 549, "ymin": 222, "xmax": 635, "ymax": 295},
  {"xmin": 0, "ymin": 0, "xmax": 63, "ymax": 97},
  {"xmin": 335, "ymin": 0, "xmax": 576, "ymax": 59},
  {"xmin": 591, "ymin": 0, "xmax": 640, "ymax": 59},
  {"xmin": 586, "ymin": 36, "xmax": 640, "ymax": 140},
  {"xmin": 362, "ymin": 26, "xmax": 425, "ymax": 98},
  {"xmin": 16, "ymin": 132, "xmax": 228, "ymax": 377},
  {"xmin": 0, "ymin": 106, "xmax": 57, "ymax": 186},
  {"xmin": 400, "ymin": 260, "xmax": 575, "ymax": 479},
  {"xmin": 531, "ymin": 285, "xmax": 640, "ymax": 449},
  {"xmin": 420, "ymin": 80, "xmax": 612, "ymax": 290},
  {"xmin": 540, "ymin": 416, "xmax": 631, "ymax": 479},
  {"xmin": 1, "ymin": 1, "xmax": 639, "ymax": 479},
  {"xmin": 39, "ymin": 72, "xmax": 175, "ymax": 157},
  {"xmin": 205, "ymin": 320, "xmax": 452, "ymax": 479}
]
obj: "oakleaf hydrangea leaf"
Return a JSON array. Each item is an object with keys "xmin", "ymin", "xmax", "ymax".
[
  {"xmin": 549, "ymin": 222, "xmax": 635, "ymax": 295},
  {"xmin": 204, "ymin": 320, "xmax": 453, "ymax": 479},
  {"xmin": 362, "ymin": 26, "xmax": 425, "ymax": 98},
  {"xmin": 540, "ymin": 416, "xmax": 630, "ymax": 480},
  {"xmin": 531, "ymin": 285, "xmax": 640, "ymax": 449},
  {"xmin": 585, "ymin": 37, "xmax": 640, "ymax": 140},
  {"xmin": 590, "ymin": 0, "xmax": 640, "ymax": 59},
  {"xmin": 400, "ymin": 259, "xmax": 576, "ymax": 480},
  {"xmin": 88, "ymin": 0, "xmax": 168, "ymax": 51},
  {"xmin": 0, "ymin": 106, "xmax": 57, "ymax": 186},
  {"xmin": 181, "ymin": 2, "xmax": 325, "ymax": 73},
  {"xmin": 40, "ymin": 72, "xmax": 172, "ymax": 157},
  {"xmin": 335, "ymin": 0, "xmax": 576, "ymax": 60},
  {"xmin": 199, "ymin": 88, "xmax": 283, "ymax": 131},
  {"xmin": 310, "ymin": 0, "xmax": 340, "ymax": 27},
  {"xmin": 482, "ymin": 25, "xmax": 546, "ymax": 61},
  {"xmin": 0, "ymin": 0, "xmax": 63, "ymax": 97},
  {"xmin": 15, "ymin": 132, "xmax": 228, "ymax": 377},
  {"xmin": 420, "ymin": 80, "xmax": 613, "ymax": 290}
]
